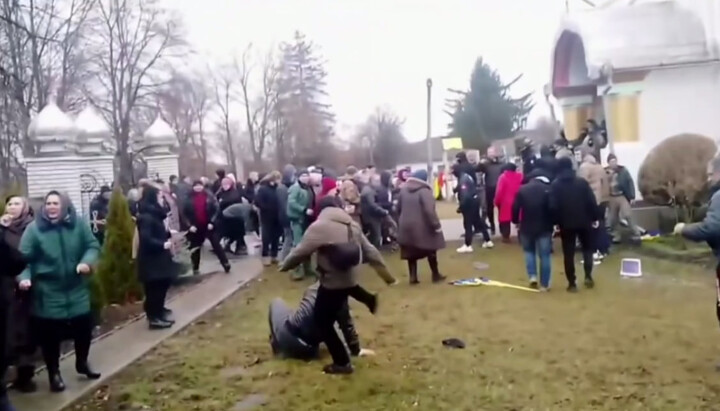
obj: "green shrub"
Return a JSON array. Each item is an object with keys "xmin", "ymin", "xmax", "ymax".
[{"xmin": 95, "ymin": 188, "xmax": 143, "ymax": 305}]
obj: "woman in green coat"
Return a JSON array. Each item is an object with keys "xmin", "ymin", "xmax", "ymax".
[
  {"xmin": 286, "ymin": 169, "xmax": 316, "ymax": 280},
  {"xmin": 17, "ymin": 191, "xmax": 101, "ymax": 393}
]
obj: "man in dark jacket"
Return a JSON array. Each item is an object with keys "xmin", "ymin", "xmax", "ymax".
[
  {"xmin": 361, "ymin": 175, "xmax": 389, "ymax": 248},
  {"xmin": 182, "ymin": 181, "xmax": 230, "ymax": 274},
  {"xmin": 606, "ymin": 153, "xmax": 639, "ymax": 242},
  {"xmin": 480, "ymin": 147, "xmax": 504, "ymax": 235},
  {"xmin": 269, "ymin": 282, "xmax": 368, "ymax": 360},
  {"xmin": 453, "ymin": 162, "xmax": 492, "ymax": 253},
  {"xmin": 677, "ymin": 156, "xmax": 720, "ymax": 355},
  {"xmin": 89, "ymin": 185, "xmax": 112, "ymax": 245},
  {"xmin": 549, "ymin": 157, "xmax": 600, "ymax": 292},
  {"xmin": 512, "ymin": 168, "xmax": 554, "ymax": 290},
  {"xmin": 255, "ymin": 171, "xmax": 282, "ymax": 266}
]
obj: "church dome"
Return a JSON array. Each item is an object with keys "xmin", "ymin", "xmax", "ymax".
[
  {"xmin": 144, "ymin": 116, "xmax": 175, "ymax": 141},
  {"xmin": 28, "ymin": 102, "xmax": 76, "ymax": 138},
  {"xmin": 75, "ymin": 106, "xmax": 110, "ymax": 137},
  {"xmin": 551, "ymin": 0, "xmax": 716, "ymax": 86}
]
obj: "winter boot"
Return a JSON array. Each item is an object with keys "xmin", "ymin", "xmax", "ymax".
[
  {"xmin": 76, "ymin": 362, "xmax": 101, "ymax": 380},
  {"xmin": 48, "ymin": 370, "xmax": 65, "ymax": 393},
  {"xmin": 428, "ymin": 255, "xmax": 446, "ymax": 283},
  {"xmin": 11, "ymin": 365, "xmax": 37, "ymax": 393},
  {"xmin": 407, "ymin": 260, "xmax": 419, "ymax": 285}
]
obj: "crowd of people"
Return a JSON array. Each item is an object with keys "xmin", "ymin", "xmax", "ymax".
[{"xmin": 0, "ymin": 138, "xmax": 649, "ymax": 408}]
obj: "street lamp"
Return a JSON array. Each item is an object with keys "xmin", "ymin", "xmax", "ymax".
[{"xmin": 426, "ymin": 78, "xmax": 433, "ymax": 184}]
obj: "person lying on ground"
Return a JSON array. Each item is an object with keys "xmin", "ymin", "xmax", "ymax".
[
  {"xmin": 268, "ymin": 281, "xmax": 376, "ymax": 360},
  {"xmin": 278, "ymin": 196, "xmax": 396, "ymax": 374}
]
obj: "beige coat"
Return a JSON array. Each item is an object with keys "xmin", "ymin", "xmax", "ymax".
[
  {"xmin": 279, "ymin": 207, "xmax": 395, "ymax": 289},
  {"xmin": 578, "ymin": 155, "xmax": 609, "ymax": 204}
]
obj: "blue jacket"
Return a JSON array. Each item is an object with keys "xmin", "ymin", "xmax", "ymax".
[{"xmin": 682, "ymin": 189, "xmax": 720, "ymax": 260}]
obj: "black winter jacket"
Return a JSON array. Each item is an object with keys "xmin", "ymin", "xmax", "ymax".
[
  {"xmin": 217, "ymin": 188, "xmax": 242, "ymax": 212},
  {"xmin": 549, "ymin": 168, "xmax": 600, "ymax": 230},
  {"xmin": 182, "ymin": 191, "xmax": 220, "ymax": 229},
  {"xmin": 254, "ymin": 182, "xmax": 281, "ymax": 223},
  {"xmin": 136, "ymin": 201, "xmax": 179, "ymax": 282},
  {"xmin": 512, "ymin": 170, "xmax": 554, "ymax": 238}
]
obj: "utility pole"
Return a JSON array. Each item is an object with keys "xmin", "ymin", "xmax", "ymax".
[{"xmin": 426, "ymin": 78, "xmax": 433, "ymax": 184}]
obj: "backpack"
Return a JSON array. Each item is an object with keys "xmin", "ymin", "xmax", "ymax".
[{"xmin": 321, "ymin": 223, "xmax": 361, "ymax": 271}]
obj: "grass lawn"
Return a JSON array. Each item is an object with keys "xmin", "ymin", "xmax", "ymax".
[{"xmin": 70, "ymin": 241, "xmax": 720, "ymax": 411}]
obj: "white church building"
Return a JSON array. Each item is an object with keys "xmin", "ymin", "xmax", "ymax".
[{"xmin": 550, "ymin": 0, "xmax": 720, "ymax": 192}]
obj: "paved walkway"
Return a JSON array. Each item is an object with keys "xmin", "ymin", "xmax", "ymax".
[
  {"xmin": 440, "ymin": 218, "xmax": 516, "ymax": 241},
  {"xmin": 11, "ymin": 255, "xmax": 262, "ymax": 411}
]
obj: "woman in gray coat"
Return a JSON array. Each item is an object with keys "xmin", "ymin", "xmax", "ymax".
[{"xmin": 397, "ymin": 170, "xmax": 446, "ymax": 284}]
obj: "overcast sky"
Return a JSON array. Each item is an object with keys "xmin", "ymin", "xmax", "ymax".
[{"xmin": 164, "ymin": 0, "xmax": 592, "ymax": 142}]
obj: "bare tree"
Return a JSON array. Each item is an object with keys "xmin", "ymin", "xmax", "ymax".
[
  {"xmin": 213, "ymin": 63, "xmax": 239, "ymax": 176},
  {"xmin": 158, "ymin": 70, "xmax": 214, "ymax": 172},
  {"xmin": 238, "ymin": 44, "xmax": 279, "ymax": 164},
  {"xmin": 355, "ymin": 106, "xmax": 406, "ymax": 169},
  {"xmin": 0, "ymin": 0, "xmax": 95, "ymax": 186},
  {"xmin": 86, "ymin": 0, "xmax": 186, "ymax": 187}
]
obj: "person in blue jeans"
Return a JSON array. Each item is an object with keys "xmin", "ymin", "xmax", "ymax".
[{"xmin": 512, "ymin": 168, "xmax": 554, "ymax": 290}]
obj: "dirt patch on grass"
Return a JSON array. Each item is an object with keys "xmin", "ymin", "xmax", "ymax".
[{"xmin": 69, "ymin": 243, "xmax": 720, "ymax": 410}]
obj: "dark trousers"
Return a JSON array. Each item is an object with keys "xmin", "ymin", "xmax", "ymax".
[
  {"xmin": 187, "ymin": 226, "xmax": 229, "ymax": 271},
  {"xmin": 313, "ymin": 286, "xmax": 352, "ymax": 366},
  {"xmin": 462, "ymin": 200, "xmax": 490, "ymax": 246},
  {"xmin": 559, "ymin": 228, "xmax": 594, "ymax": 286},
  {"xmin": 364, "ymin": 220, "xmax": 382, "ymax": 249},
  {"xmin": 33, "ymin": 313, "xmax": 93, "ymax": 373},
  {"xmin": 499, "ymin": 222, "xmax": 511, "ymax": 240},
  {"xmin": 261, "ymin": 219, "xmax": 281, "ymax": 258},
  {"xmin": 143, "ymin": 279, "xmax": 172, "ymax": 320},
  {"xmin": 485, "ymin": 186, "xmax": 497, "ymax": 232},
  {"xmin": 347, "ymin": 285, "xmax": 374, "ymax": 309},
  {"xmin": 594, "ymin": 203, "xmax": 610, "ymax": 254},
  {"xmin": 222, "ymin": 216, "xmax": 246, "ymax": 250},
  {"xmin": 715, "ymin": 263, "xmax": 720, "ymax": 327}
]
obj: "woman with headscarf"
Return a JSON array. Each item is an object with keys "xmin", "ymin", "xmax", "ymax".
[
  {"xmin": 397, "ymin": 170, "xmax": 446, "ymax": 284},
  {"xmin": 0, "ymin": 197, "xmax": 31, "ymax": 409},
  {"xmin": 17, "ymin": 191, "xmax": 101, "ymax": 392},
  {"xmin": 1, "ymin": 196, "xmax": 37, "ymax": 394},
  {"xmin": 136, "ymin": 185, "xmax": 181, "ymax": 329}
]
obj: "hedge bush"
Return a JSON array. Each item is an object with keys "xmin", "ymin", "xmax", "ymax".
[{"xmin": 638, "ymin": 134, "xmax": 717, "ymax": 222}]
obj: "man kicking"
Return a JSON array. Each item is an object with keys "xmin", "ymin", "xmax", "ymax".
[{"xmin": 269, "ymin": 281, "xmax": 374, "ymax": 360}]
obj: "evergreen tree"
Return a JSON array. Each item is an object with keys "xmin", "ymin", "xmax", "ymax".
[
  {"xmin": 277, "ymin": 30, "xmax": 335, "ymax": 164},
  {"xmin": 446, "ymin": 58, "xmax": 534, "ymax": 149},
  {"xmin": 95, "ymin": 188, "xmax": 143, "ymax": 305}
]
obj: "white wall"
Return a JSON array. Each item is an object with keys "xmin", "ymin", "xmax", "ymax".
[{"xmin": 612, "ymin": 64, "xmax": 720, "ymax": 197}]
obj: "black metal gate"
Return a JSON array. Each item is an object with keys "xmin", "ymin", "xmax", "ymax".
[{"xmin": 79, "ymin": 172, "xmax": 108, "ymax": 219}]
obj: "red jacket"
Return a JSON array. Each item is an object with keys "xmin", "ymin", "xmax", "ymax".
[{"xmin": 494, "ymin": 170, "xmax": 523, "ymax": 223}]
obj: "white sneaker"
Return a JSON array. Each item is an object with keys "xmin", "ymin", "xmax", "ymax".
[
  {"xmin": 456, "ymin": 245, "xmax": 473, "ymax": 254},
  {"xmin": 528, "ymin": 276, "xmax": 538, "ymax": 288},
  {"xmin": 482, "ymin": 241, "xmax": 494, "ymax": 249}
]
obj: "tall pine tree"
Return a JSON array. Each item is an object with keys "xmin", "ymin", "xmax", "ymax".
[
  {"xmin": 446, "ymin": 58, "xmax": 534, "ymax": 150},
  {"xmin": 277, "ymin": 31, "xmax": 335, "ymax": 165}
]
